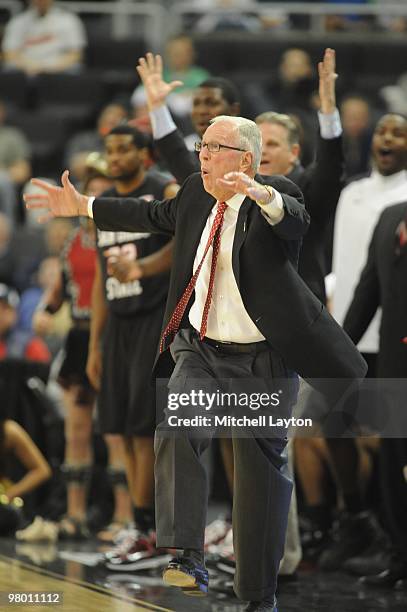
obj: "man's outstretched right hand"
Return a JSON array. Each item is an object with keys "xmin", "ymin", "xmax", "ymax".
[{"xmin": 24, "ymin": 170, "xmax": 89, "ymax": 222}]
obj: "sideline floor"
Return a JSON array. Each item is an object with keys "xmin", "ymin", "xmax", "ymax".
[{"xmin": 0, "ymin": 539, "xmax": 406, "ymax": 611}]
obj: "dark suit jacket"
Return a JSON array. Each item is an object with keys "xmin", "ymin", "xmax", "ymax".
[
  {"xmin": 156, "ymin": 128, "xmax": 344, "ymax": 304},
  {"xmin": 93, "ymin": 172, "xmax": 366, "ymax": 385},
  {"xmin": 156, "ymin": 128, "xmax": 199, "ymax": 184},
  {"xmin": 343, "ymin": 202, "xmax": 407, "ymax": 377},
  {"xmin": 287, "ymin": 134, "xmax": 344, "ymax": 303}
]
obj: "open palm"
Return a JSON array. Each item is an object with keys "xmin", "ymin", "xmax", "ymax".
[
  {"xmin": 137, "ymin": 53, "xmax": 183, "ymax": 110},
  {"xmin": 24, "ymin": 170, "xmax": 87, "ymax": 222}
]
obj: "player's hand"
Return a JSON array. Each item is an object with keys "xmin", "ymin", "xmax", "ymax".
[
  {"xmin": 32, "ymin": 311, "xmax": 53, "ymax": 336},
  {"xmin": 86, "ymin": 347, "xmax": 102, "ymax": 391},
  {"xmin": 104, "ymin": 251, "xmax": 144, "ymax": 283}
]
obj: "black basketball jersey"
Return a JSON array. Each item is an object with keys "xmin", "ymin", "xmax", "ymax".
[{"xmin": 97, "ymin": 173, "xmax": 172, "ymax": 316}]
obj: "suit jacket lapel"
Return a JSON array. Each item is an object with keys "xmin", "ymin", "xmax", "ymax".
[
  {"xmin": 232, "ymin": 197, "xmax": 253, "ymax": 284},
  {"xmin": 183, "ymin": 191, "xmax": 216, "ymax": 277}
]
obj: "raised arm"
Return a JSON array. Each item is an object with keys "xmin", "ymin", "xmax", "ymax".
[
  {"xmin": 306, "ymin": 48, "xmax": 344, "ymax": 223},
  {"xmin": 137, "ymin": 53, "xmax": 183, "ymax": 113},
  {"xmin": 218, "ymin": 172, "xmax": 309, "ymax": 240},
  {"xmin": 137, "ymin": 53, "xmax": 200, "ymax": 183}
]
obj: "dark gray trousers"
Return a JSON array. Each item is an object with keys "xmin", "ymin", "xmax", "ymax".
[{"xmin": 154, "ymin": 329, "xmax": 295, "ymax": 601}]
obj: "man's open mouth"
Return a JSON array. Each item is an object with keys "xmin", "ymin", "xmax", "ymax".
[{"xmin": 378, "ymin": 147, "xmax": 394, "ymax": 158}]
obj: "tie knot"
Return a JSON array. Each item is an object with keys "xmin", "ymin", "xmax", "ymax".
[{"xmin": 218, "ymin": 201, "xmax": 227, "ymax": 214}]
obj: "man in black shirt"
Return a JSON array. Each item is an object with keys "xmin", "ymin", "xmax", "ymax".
[{"xmin": 86, "ymin": 125, "xmax": 178, "ymax": 569}]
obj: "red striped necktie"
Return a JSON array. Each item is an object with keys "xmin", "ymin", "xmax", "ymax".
[{"xmin": 160, "ymin": 201, "xmax": 228, "ymax": 353}]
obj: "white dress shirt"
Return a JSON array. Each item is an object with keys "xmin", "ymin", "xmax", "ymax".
[
  {"xmin": 88, "ymin": 179, "xmax": 284, "ymax": 344},
  {"xmin": 332, "ymin": 168, "xmax": 407, "ymax": 353},
  {"xmin": 189, "ymin": 191, "xmax": 283, "ymax": 343}
]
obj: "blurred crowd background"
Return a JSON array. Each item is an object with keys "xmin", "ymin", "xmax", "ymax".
[{"xmin": 0, "ymin": 0, "xmax": 406, "ymax": 589}]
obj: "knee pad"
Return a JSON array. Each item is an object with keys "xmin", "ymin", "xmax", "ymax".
[
  {"xmin": 107, "ymin": 466, "xmax": 128, "ymax": 489},
  {"xmin": 61, "ymin": 464, "xmax": 92, "ymax": 485}
]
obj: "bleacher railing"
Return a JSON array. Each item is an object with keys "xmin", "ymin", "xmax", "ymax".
[
  {"xmin": 3, "ymin": 2, "xmax": 407, "ymax": 48},
  {"xmin": 57, "ymin": 1, "xmax": 166, "ymax": 47},
  {"xmin": 172, "ymin": 1, "xmax": 407, "ymax": 34}
]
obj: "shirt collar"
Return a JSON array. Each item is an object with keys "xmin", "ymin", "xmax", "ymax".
[
  {"xmin": 222, "ymin": 192, "xmax": 246, "ymax": 212},
  {"xmin": 370, "ymin": 168, "xmax": 407, "ymax": 188}
]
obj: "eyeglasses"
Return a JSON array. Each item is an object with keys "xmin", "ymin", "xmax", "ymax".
[{"xmin": 195, "ymin": 141, "xmax": 247, "ymax": 153}]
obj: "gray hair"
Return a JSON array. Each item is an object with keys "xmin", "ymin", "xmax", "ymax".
[
  {"xmin": 255, "ymin": 111, "xmax": 300, "ymax": 147},
  {"xmin": 209, "ymin": 115, "xmax": 262, "ymax": 173}
]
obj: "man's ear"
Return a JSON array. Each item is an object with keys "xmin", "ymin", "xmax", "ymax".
[
  {"xmin": 290, "ymin": 143, "xmax": 301, "ymax": 164},
  {"xmin": 240, "ymin": 151, "xmax": 253, "ymax": 173},
  {"xmin": 139, "ymin": 147, "xmax": 149, "ymax": 164}
]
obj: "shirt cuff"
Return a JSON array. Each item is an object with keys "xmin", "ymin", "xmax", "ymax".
[
  {"xmin": 150, "ymin": 105, "xmax": 177, "ymax": 140},
  {"xmin": 260, "ymin": 189, "xmax": 284, "ymax": 225},
  {"xmin": 318, "ymin": 108, "xmax": 342, "ymax": 139},
  {"xmin": 87, "ymin": 196, "xmax": 95, "ymax": 219}
]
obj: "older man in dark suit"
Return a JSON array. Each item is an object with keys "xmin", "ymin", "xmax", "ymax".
[{"xmin": 25, "ymin": 115, "xmax": 366, "ymax": 611}]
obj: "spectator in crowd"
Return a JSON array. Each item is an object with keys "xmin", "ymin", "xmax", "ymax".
[
  {"xmin": 192, "ymin": 0, "xmax": 265, "ymax": 33},
  {"xmin": 340, "ymin": 94, "xmax": 374, "ymax": 178},
  {"xmin": 0, "ymin": 213, "xmax": 18, "ymax": 288},
  {"xmin": 0, "ymin": 100, "xmax": 31, "ymax": 187},
  {"xmin": 318, "ymin": 113, "xmax": 407, "ymax": 571},
  {"xmin": 2, "ymin": 0, "xmax": 87, "ymax": 76},
  {"xmin": 0, "ymin": 412, "xmax": 51, "ymax": 536},
  {"xmin": 267, "ymin": 48, "xmax": 318, "ymax": 116},
  {"xmin": 18, "ymin": 256, "xmax": 71, "ymax": 358},
  {"xmin": 0, "ymin": 200, "xmax": 47, "ymax": 293},
  {"xmin": 131, "ymin": 35, "xmax": 210, "ymax": 130},
  {"xmin": 12, "ymin": 193, "xmax": 72, "ymax": 294},
  {"xmin": 380, "ymin": 73, "xmax": 407, "ymax": 117},
  {"xmin": 136, "ymin": 52, "xmax": 240, "ymax": 183},
  {"xmin": 343, "ymin": 201, "xmax": 407, "ymax": 586},
  {"xmin": 375, "ymin": 0, "xmax": 407, "ymax": 32},
  {"xmin": 0, "ymin": 100, "xmax": 31, "ymax": 224},
  {"xmin": 323, "ymin": 0, "xmax": 374, "ymax": 32},
  {"xmin": 0, "ymin": 283, "xmax": 50, "ymax": 363},
  {"xmin": 65, "ymin": 103, "xmax": 128, "ymax": 184}
]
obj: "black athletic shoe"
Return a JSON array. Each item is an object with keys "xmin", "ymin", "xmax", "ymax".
[
  {"xmin": 318, "ymin": 511, "xmax": 378, "ymax": 571},
  {"xmin": 360, "ymin": 552, "xmax": 407, "ymax": 589},
  {"xmin": 244, "ymin": 596, "xmax": 278, "ymax": 611},
  {"xmin": 163, "ymin": 556, "xmax": 209, "ymax": 596}
]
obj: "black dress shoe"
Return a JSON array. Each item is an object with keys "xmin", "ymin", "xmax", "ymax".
[
  {"xmin": 244, "ymin": 596, "xmax": 278, "ymax": 611},
  {"xmin": 360, "ymin": 553, "xmax": 407, "ymax": 588},
  {"xmin": 162, "ymin": 556, "xmax": 209, "ymax": 596}
]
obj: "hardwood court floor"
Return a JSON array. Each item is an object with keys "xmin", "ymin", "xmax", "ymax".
[{"xmin": 0, "ymin": 539, "xmax": 406, "ymax": 611}]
